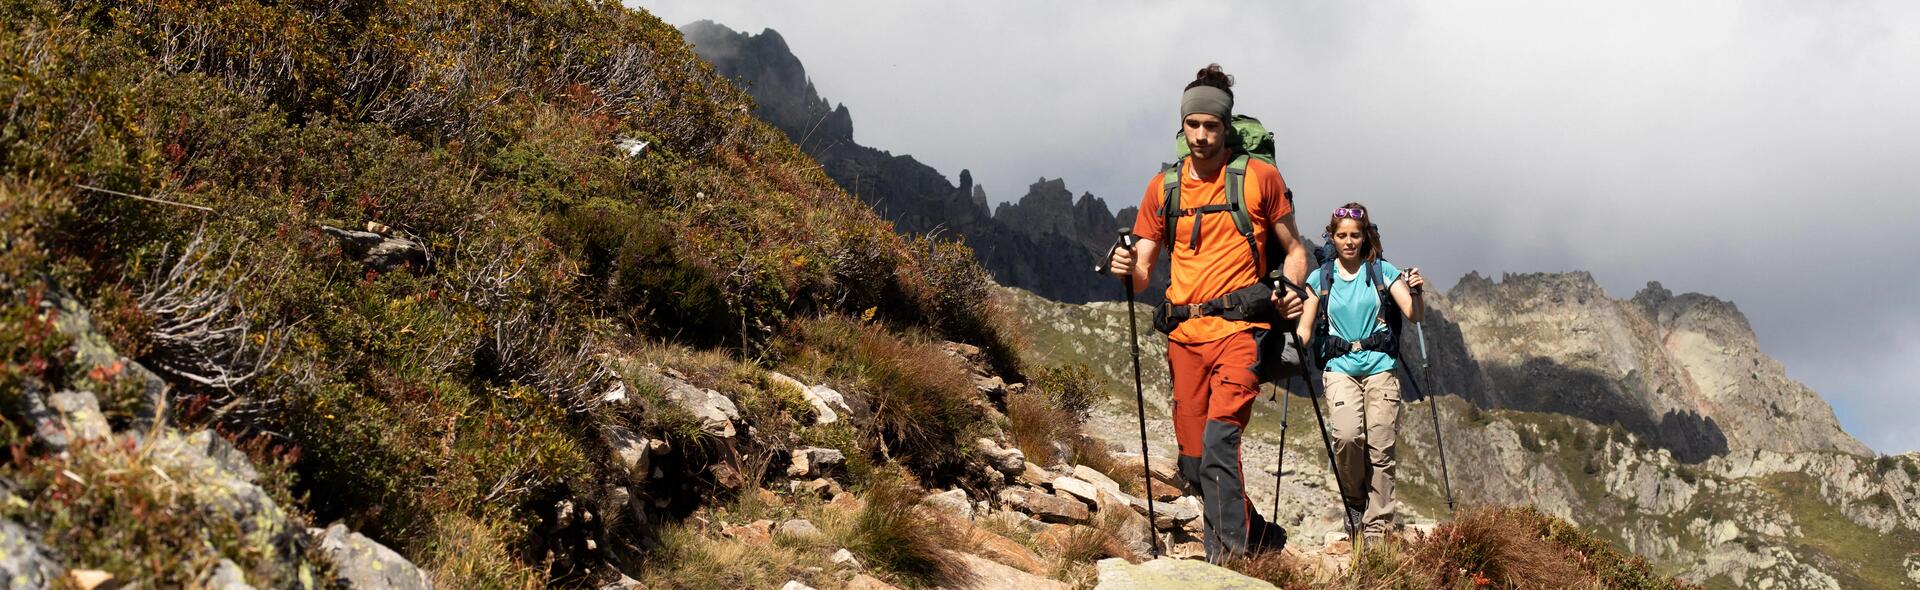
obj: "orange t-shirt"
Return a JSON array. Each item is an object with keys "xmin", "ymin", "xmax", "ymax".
[{"xmin": 1132, "ymin": 156, "xmax": 1292, "ymax": 344}]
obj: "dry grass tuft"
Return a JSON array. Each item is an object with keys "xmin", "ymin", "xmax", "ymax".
[
  {"xmin": 840, "ymin": 472, "xmax": 973, "ymax": 588},
  {"xmin": 1223, "ymin": 549, "xmax": 1316, "ymax": 590},
  {"xmin": 1406, "ymin": 506, "xmax": 1593, "ymax": 589}
]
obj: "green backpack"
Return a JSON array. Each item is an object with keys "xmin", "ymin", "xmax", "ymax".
[{"xmin": 1162, "ymin": 115, "xmax": 1290, "ymax": 271}]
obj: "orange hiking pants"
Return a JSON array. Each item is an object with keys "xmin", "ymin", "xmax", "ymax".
[{"xmin": 1167, "ymin": 328, "xmax": 1268, "ymax": 560}]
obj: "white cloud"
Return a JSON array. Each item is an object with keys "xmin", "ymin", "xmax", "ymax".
[{"xmin": 639, "ymin": 0, "xmax": 1920, "ymax": 452}]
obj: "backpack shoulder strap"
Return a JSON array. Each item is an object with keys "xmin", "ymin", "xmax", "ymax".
[
  {"xmin": 1223, "ymin": 154, "xmax": 1260, "ymax": 268},
  {"xmin": 1161, "ymin": 161, "xmax": 1182, "ymax": 248}
]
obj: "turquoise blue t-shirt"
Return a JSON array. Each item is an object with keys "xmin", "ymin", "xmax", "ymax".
[{"xmin": 1306, "ymin": 260, "xmax": 1402, "ymax": 376}]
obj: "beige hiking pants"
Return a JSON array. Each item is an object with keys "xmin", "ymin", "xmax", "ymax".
[{"xmin": 1325, "ymin": 370, "xmax": 1402, "ymax": 534}]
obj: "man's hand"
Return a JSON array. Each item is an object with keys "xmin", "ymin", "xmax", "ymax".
[
  {"xmin": 1106, "ymin": 246, "xmax": 1135, "ymax": 278},
  {"xmin": 1270, "ymin": 285, "xmax": 1304, "ymax": 320}
]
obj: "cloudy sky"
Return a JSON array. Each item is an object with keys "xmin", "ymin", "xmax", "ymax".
[{"xmin": 639, "ymin": 0, "xmax": 1920, "ymax": 454}]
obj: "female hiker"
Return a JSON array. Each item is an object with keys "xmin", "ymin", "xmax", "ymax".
[{"xmin": 1295, "ymin": 202, "xmax": 1424, "ymax": 541}]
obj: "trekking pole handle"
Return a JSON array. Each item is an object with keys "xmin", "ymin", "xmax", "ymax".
[
  {"xmin": 1095, "ymin": 228, "xmax": 1137, "ymax": 274},
  {"xmin": 1267, "ymin": 269, "xmax": 1308, "ymax": 300}
]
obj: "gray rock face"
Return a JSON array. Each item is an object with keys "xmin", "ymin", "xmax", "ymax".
[
  {"xmin": 312, "ymin": 523, "xmax": 434, "ymax": 590},
  {"xmin": 1428, "ymin": 272, "xmax": 1865, "ymax": 460},
  {"xmin": 1094, "ymin": 557, "xmax": 1278, "ymax": 589},
  {"xmin": 0, "ymin": 519, "xmax": 60, "ymax": 590}
]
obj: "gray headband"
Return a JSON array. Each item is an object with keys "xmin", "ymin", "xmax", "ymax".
[{"xmin": 1181, "ymin": 86, "xmax": 1233, "ymax": 121}]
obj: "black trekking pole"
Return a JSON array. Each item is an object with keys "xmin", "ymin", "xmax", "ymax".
[
  {"xmin": 1270, "ymin": 380, "xmax": 1290, "ymax": 522},
  {"xmin": 1264, "ymin": 273, "xmax": 1295, "ymax": 525},
  {"xmin": 1411, "ymin": 317, "xmax": 1457, "ymax": 513},
  {"xmin": 1271, "ymin": 272, "xmax": 1360, "ymax": 542},
  {"xmin": 1097, "ymin": 228, "xmax": 1160, "ymax": 557}
]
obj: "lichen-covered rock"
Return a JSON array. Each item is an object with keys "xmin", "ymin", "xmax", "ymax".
[
  {"xmin": 1094, "ymin": 557, "xmax": 1278, "ymax": 589},
  {"xmin": 311, "ymin": 523, "xmax": 433, "ymax": 590},
  {"xmin": 202, "ymin": 559, "xmax": 254, "ymax": 590},
  {"xmin": 0, "ymin": 519, "xmax": 61, "ymax": 590}
]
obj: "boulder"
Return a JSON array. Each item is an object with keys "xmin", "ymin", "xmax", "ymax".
[
  {"xmin": 998, "ymin": 488, "xmax": 1089, "ymax": 524},
  {"xmin": 776, "ymin": 519, "xmax": 824, "ymax": 543},
  {"xmin": 1017, "ymin": 462, "xmax": 1056, "ymax": 489},
  {"xmin": 1100, "ymin": 490, "xmax": 1156, "ymax": 561},
  {"xmin": 1146, "ymin": 497, "xmax": 1202, "ymax": 532},
  {"xmin": 1112, "ymin": 454, "xmax": 1189, "ymax": 500},
  {"xmin": 23, "ymin": 384, "xmax": 110, "ymax": 452},
  {"xmin": 976, "ymin": 439, "xmax": 1026, "ymax": 474},
  {"xmin": 320, "ymin": 224, "xmax": 429, "ymax": 272},
  {"xmin": 312, "ymin": 523, "xmax": 434, "ymax": 590},
  {"xmin": 1093, "ymin": 557, "xmax": 1279, "ymax": 589},
  {"xmin": 1073, "ymin": 465, "xmax": 1124, "ymax": 496},
  {"xmin": 921, "ymin": 489, "xmax": 975, "ymax": 521},
  {"xmin": 786, "ymin": 447, "xmax": 846, "ymax": 479},
  {"xmin": 658, "ymin": 377, "xmax": 740, "ymax": 438},
  {"xmin": 604, "ymin": 425, "xmax": 653, "ymax": 482},
  {"xmin": 944, "ymin": 550, "xmax": 1069, "ymax": 590},
  {"xmin": 204, "ymin": 559, "xmax": 254, "ymax": 590},
  {"xmin": 723, "ymin": 519, "xmax": 775, "ymax": 546},
  {"xmin": 1051, "ymin": 476, "xmax": 1102, "ymax": 509},
  {"xmin": 790, "ymin": 478, "xmax": 843, "ymax": 500},
  {"xmin": 965, "ymin": 526, "xmax": 1049, "ymax": 575},
  {"xmin": 831, "ymin": 548, "xmax": 864, "ymax": 570},
  {"xmin": 779, "ymin": 581, "xmax": 817, "ymax": 590}
]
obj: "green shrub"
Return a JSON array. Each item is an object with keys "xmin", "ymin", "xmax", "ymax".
[{"xmin": 1032, "ymin": 363, "xmax": 1100, "ymax": 421}]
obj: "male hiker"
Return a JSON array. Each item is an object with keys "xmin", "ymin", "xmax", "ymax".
[{"xmin": 1106, "ymin": 64, "xmax": 1309, "ymax": 561}]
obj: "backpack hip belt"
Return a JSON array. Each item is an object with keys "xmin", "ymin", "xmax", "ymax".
[
  {"xmin": 1320, "ymin": 330, "xmax": 1394, "ymax": 357},
  {"xmin": 1152, "ymin": 281, "xmax": 1277, "ymax": 335}
]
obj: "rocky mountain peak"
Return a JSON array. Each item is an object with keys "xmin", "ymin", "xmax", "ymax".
[
  {"xmin": 1431, "ymin": 271, "xmax": 1868, "ymax": 460},
  {"xmin": 683, "ymin": 21, "xmax": 1139, "ymax": 304}
]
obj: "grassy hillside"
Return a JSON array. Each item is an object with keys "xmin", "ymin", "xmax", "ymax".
[{"xmin": 0, "ymin": 0, "xmax": 1021, "ymax": 586}]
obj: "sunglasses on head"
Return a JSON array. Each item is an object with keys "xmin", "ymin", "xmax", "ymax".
[{"xmin": 1333, "ymin": 207, "xmax": 1366, "ymax": 219}]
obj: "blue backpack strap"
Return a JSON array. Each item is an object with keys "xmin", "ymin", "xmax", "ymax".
[{"xmin": 1313, "ymin": 260, "xmax": 1337, "ymax": 359}]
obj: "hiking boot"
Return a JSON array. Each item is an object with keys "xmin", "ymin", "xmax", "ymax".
[{"xmin": 1250, "ymin": 511, "xmax": 1288, "ymax": 550}]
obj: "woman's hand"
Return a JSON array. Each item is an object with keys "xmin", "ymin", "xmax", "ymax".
[{"xmin": 1406, "ymin": 267, "xmax": 1425, "ymax": 294}]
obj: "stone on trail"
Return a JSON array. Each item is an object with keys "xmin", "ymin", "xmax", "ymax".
[
  {"xmin": 944, "ymin": 550, "xmax": 1069, "ymax": 590},
  {"xmin": 1073, "ymin": 465, "xmax": 1125, "ymax": 496},
  {"xmin": 998, "ymin": 487, "xmax": 1089, "ymax": 524},
  {"xmin": 921, "ymin": 488, "xmax": 975, "ymax": 521},
  {"xmin": 1051, "ymin": 476, "xmax": 1102, "ymax": 508},
  {"xmin": 1094, "ymin": 557, "xmax": 1279, "ymax": 589}
]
